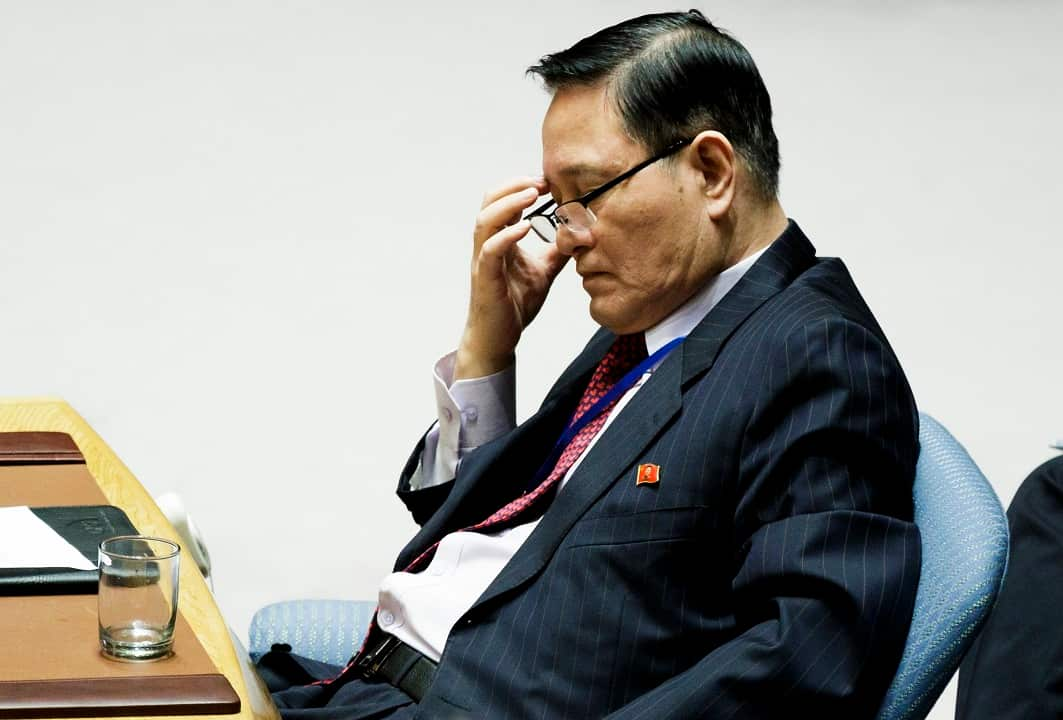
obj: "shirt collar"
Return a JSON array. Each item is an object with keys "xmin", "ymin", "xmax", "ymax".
[{"xmin": 644, "ymin": 245, "xmax": 770, "ymax": 355}]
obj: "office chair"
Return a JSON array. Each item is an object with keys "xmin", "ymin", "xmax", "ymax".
[
  {"xmin": 249, "ymin": 597, "xmax": 375, "ymax": 666},
  {"xmin": 874, "ymin": 413, "xmax": 1009, "ymax": 720},
  {"xmin": 249, "ymin": 413, "xmax": 1010, "ymax": 720}
]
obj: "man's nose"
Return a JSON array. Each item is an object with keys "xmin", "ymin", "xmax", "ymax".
[{"xmin": 555, "ymin": 226, "xmax": 595, "ymax": 257}]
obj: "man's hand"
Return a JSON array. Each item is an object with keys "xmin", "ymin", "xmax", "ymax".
[{"xmin": 454, "ymin": 176, "xmax": 569, "ymax": 381}]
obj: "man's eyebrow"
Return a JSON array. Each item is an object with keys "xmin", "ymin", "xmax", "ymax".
[
  {"xmin": 554, "ymin": 163, "xmax": 610, "ymax": 181},
  {"xmin": 545, "ymin": 164, "xmax": 611, "ymax": 200}
]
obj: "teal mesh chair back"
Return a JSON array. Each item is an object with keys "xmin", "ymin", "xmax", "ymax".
[
  {"xmin": 248, "ymin": 598, "xmax": 375, "ymax": 666},
  {"xmin": 875, "ymin": 413, "xmax": 1009, "ymax": 720}
]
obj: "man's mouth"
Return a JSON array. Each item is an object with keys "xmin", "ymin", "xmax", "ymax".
[{"xmin": 581, "ymin": 272, "xmax": 609, "ymax": 290}]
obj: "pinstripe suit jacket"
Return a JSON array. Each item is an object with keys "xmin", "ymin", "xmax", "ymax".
[{"xmin": 393, "ymin": 221, "xmax": 921, "ymax": 719}]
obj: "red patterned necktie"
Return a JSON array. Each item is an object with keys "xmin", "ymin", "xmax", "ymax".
[{"xmin": 403, "ymin": 332, "xmax": 648, "ymax": 573}]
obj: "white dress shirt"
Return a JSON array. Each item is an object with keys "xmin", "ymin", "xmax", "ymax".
[{"xmin": 377, "ymin": 247, "xmax": 767, "ymax": 662}]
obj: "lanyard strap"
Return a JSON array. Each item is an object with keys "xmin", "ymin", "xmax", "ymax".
[{"xmin": 525, "ymin": 336, "xmax": 685, "ymax": 492}]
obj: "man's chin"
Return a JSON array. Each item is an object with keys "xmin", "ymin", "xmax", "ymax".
[{"xmin": 588, "ymin": 300, "xmax": 648, "ymax": 336}]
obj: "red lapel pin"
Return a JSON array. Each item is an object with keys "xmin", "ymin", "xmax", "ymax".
[{"xmin": 636, "ymin": 463, "xmax": 660, "ymax": 486}]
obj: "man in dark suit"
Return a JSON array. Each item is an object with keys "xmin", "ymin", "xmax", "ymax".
[
  {"xmin": 956, "ymin": 454, "xmax": 1063, "ymax": 719},
  {"xmin": 262, "ymin": 10, "xmax": 921, "ymax": 718}
]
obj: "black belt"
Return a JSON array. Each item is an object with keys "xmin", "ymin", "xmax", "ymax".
[{"xmin": 353, "ymin": 633, "xmax": 437, "ymax": 702}]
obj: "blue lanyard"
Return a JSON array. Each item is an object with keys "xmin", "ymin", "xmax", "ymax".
[{"xmin": 524, "ymin": 336, "xmax": 685, "ymax": 493}]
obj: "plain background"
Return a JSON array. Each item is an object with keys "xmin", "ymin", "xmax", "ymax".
[{"xmin": 2, "ymin": 2, "xmax": 1060, "ymax": 717}]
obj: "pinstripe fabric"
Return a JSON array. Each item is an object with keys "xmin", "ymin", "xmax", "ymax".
[{"xmin": 393, "ymin": 221, "xmax": 920, "ymax": 719}]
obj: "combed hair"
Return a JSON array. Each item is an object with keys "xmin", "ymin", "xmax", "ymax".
[{"xmin": 528, "ymin": 9, "xmax": 780, "ymax": 199}]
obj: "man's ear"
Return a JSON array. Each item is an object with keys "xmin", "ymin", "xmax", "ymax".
[{"xmin": 689, "ymin": 130, "xmax": 736, "ymax": 220}]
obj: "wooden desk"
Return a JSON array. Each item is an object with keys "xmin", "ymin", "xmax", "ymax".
[{"xmin": 0, "ymin": 398, "xmax": 279, "ymax": 720}]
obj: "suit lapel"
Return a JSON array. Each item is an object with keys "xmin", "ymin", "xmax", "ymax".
[
  {"xmin": 473, "ymin": 347, "xmax": 685, "ymax": 609},
  {"xmin": 471, "ymin": 221, "xmax": 818, "ymax": 610},
  {"xmin": 394, "ymin": 330, "xmax": 615, "ymax": 571}
]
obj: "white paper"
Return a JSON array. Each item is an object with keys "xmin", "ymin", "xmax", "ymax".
[{"xmin": 0, "ymin": 506, "xmax": 97, "ymax": 570}]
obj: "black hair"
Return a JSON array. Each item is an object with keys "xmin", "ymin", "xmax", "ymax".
[{"xmin": 528, "ymin": 9, "xmax": 780, "ymax": 199}]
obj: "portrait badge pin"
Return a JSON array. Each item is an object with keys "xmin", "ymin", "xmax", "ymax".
[{"xmin": 636, "ymin": 463, "xmax": 660, "ymax": 486}]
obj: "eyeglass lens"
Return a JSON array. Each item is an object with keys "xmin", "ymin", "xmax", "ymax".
[
  {"xmin": 529, "ymin": 203, "xmax": 596, "ymax": 244},
  {"xmin": 529, "ymin": 215, "xmax": 557, "ymax": 243}
]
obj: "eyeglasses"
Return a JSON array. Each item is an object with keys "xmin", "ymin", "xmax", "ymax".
[{"xmin": 526, "ymin": 138, "xmax": 693, "ymax": 243}]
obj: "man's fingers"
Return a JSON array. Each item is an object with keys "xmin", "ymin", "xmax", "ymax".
[
  {"xmin": 479, "ymin": 220, "xmax": 532, "ymax": 267},
  {"xmin": 480, "ymin": 176, "xmax": 547, "ymax": 210},
  {"xmin": 474, "ymin": 187, "xmax": 544, "ymax": 250}
]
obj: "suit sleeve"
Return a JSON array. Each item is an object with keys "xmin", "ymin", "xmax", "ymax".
[{"xmin": 604, "ymin": 316, "xmax": 921, "ymax": 719}]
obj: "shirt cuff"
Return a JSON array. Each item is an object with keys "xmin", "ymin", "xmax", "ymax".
[
  {"xmin": 435, "ymin": 351, "xmax": 516, "ymax": 451},
  {"xmin": 408, "ymin": 352, "xmax": 516, "ymax": 491}
]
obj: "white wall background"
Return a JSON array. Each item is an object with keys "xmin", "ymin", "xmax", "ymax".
[{"xmin": 2, "ymin": 2, "xmax": 1060, "ymax": 717}]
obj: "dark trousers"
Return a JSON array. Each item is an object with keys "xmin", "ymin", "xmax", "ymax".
[
  {"xmin": 257, "ymin": 645, "xmax": 417, "ymax": 720},
  {"xmin": 956, "ymin": 456, "xmax": 1063, "ymax": 719}
]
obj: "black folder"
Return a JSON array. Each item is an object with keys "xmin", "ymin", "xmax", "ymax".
[{"xmin": 0, "ymin": 505, "xmax": 138, "ymax": 595}]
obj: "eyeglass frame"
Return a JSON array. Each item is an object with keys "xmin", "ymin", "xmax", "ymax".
[{"xmin": 525, "ymin": 137, "xmax": 694, "ymax": 243}]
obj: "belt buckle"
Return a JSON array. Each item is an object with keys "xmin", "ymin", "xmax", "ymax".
[{"xmin": 355, "ymin": 634, "xmax": 400, "ymax": 680}]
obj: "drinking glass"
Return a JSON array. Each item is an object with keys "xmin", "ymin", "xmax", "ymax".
[{"xmin": 98, "ymin": 536, "xmax": 180, "ymax": 661}]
